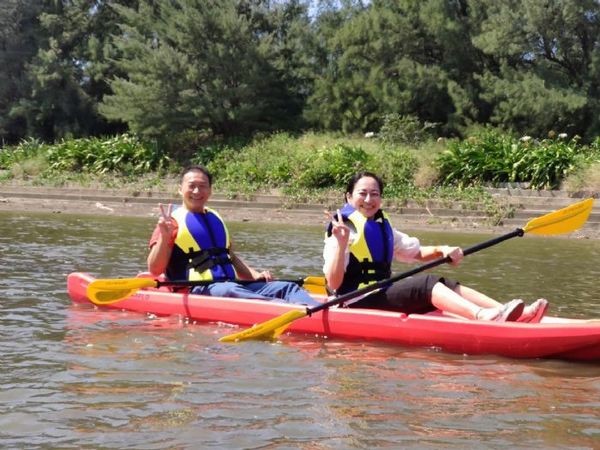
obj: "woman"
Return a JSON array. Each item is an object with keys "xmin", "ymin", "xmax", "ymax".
[{"xmin": 322, "ymin": 171, "xmax": 549, "ymax": 322}]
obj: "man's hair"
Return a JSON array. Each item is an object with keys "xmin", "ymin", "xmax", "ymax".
[{"xmin": 180, "ymin": 165, "xmax": 213, "ymax": 186}]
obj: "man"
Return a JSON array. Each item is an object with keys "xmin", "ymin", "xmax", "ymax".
[{"xmin": 148, "ymin": 165, "xmax": 319, "ymax": 306}]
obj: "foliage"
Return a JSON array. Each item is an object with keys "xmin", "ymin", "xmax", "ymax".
[
  {"xmin": 591, "ymin": 136, "xmax": 600, "ymax": 153},
  {"xmin": 4, "ymin": 130, "xmax": 599, "ymax": 199},
  {"xmin": 471, "ymin": 0, "xmax": 600, "ymax": 140},
  {"xmin": 203, "ymin": 133, "xmax": 291, "ymax": 191},
  {"xmin": 203, "ymin": 133, "xmax": 371, "ymax": 194},
  {"xmin": 43, "ymin": 134, "xmax": 170, "ymax": 175},
  {"xmin": 377, "ymin": 113, "xmax": 438, "ymax": 146},
  {"xmin": 4, "ymin": 130, "xmax": 598, "ymax": 228},
  {"xmin": 203, "ymin": 131, "xmax": 422, "ymax": 199},
  {"xmin": 0, "ymin": 137, "xmax": 48, "ymax": 169},
  {"xmin": 296, "ymin": 143, "xmax": 371, "ymax": 189},
  {"xmin": 0, "ymin": 0, "xmax": 42, "ymax": 143},
  {"xmin": 562, "ymin": 136, "xmax": 600, "ymax": 192},
  {"xmin": 100, "ymin": 0, "xmax": 311, "ymax": 139},
  {"xmin": 1, "ymin": 134, "xmax": 171, "ymax": 179},
  {"xmin": 476, "ymin": 68, "xmax": 587, "ymax": 139},
  {"xmin": 562, "ymin": 162, "xmax": 600, "ymax": 193},
  {"xmin": 436, "ymin": 128, "xmax": 599, "ymax": 189},
  {"xmin": 169, "ymin": 130, "xmax": 250, "ymax": 166},
  {"xmin": 2, "ymin": 0, "xmax": 130, "ymax": 143},
  {"xmin": 305, "ymin": 0, "xmax": 492, "ymax": 135},
  {"xmin": 2, "ymin": 1, "xmax": 600, "ymax": 147}
]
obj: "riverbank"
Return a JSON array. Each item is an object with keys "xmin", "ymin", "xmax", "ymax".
[{"xmin": 0, "ymin": 184, "xmax": 598, "ymax": 239}]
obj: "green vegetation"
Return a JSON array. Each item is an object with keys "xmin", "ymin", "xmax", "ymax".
[
  {"xmin": 1, "ymin": 129, "xmax": 598, "ymax": 216},
  {"xmin": 3, "ymin": 2, "xmax": 600, "ymax": 228},
  {"xmin": 436, "ymin": 128, "xmax": 600, "ymax": 190},
  {"xmin": 0, "ymin": 134, "xmax": 172, "ymax": 189},
  {"xmin": 44, "ymin": 134, "xmax": 170, "ymax": 175},
  {"xmin": 2, "ymin": 1, "xmax": 600, "ymax": 146}
]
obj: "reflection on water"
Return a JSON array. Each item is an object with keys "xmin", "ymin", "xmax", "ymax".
[{"xmin": 0, "ymin": 211, "xmax": 599, "ymax": 448}]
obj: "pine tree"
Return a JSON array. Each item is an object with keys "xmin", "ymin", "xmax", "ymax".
[
  {"xmin": 0, "ymin": 0, "xmax": 42, "ymax": 143},
  {"xmin": 306, "ymin": 0, "xmax": 486, "ymax": 135},
  {"xmin": 472, "ymin": 0, "xmax": 600, "ymax": 138},
  {"xmin": 5, "ymin": 0, "xmax": 135, "ymax": 142},
  {"xmin": 100, "ymin": 0, "xmax": 311, "ymax": 139}
]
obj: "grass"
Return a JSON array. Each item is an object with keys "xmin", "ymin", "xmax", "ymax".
[{"xmin": 1, "ymin": 130, "xmax": 598, "ymax": 228}]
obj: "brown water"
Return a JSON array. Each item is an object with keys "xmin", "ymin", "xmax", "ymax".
[{"xmin": 0, "ymin": 211, "xmax": 598, "ymax": 449}]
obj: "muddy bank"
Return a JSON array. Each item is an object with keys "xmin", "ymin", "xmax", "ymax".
[{"xmin": 0, "ymin": 185, "xmax": 597, "ymax": 239}]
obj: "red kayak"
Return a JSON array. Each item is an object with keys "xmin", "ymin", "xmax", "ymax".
[{"xmin": 67, "ymin": 272, "xmax": 600, "ymax": 362}]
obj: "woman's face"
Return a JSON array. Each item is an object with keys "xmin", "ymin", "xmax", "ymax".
[{"xmin": 346, "ymin": 176, "xmax": 382, "ymax": 219}]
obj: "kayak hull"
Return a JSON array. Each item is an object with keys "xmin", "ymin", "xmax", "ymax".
[{"xmin": 67, "ymin": 272, "xmax": 600, "ymax": 362}]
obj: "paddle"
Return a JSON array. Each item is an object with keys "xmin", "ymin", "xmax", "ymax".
[
  {"xmin": 219, "ymin": 197, "xmax": 594, "ymax": 343},
  {"xmin": 87, "ymin": 275, "xmax": 327, "ymax": 305}
]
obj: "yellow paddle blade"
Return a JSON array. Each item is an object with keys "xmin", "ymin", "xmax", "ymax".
[
  {"xmin": 303, "ymin": 276, "xmax": 327, "ymax": 295},
  {"xmin": 88, "ymin": 288, "xmax": 140, "ymax": 305},
  {"xmin": 86, "ymin": 278, "xmax": 158, "ymax": 305},
  {"xmin": 523, "ymin": 198, "xmax": 594, "ymax": 235},
  {"xmin": 272, "ymin": 324, "xmax": 293, "ymax": 339},
  {"xmin": 219, "ymin": 309, "xmax": 308, "ymax": 343}
]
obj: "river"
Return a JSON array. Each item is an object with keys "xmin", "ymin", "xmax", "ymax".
[{"xmin": 0, "ymin": 211, "xmax": 598, "ymax": 449}]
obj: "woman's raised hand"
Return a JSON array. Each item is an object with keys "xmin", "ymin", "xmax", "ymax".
[{"xmin": 327, "ymin": 209, "xmax": 350, "ymax": 247}]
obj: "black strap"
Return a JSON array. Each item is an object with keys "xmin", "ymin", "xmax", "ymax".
[{"xmin": 186, "ymin": 248, "xmax": 231, "ymax": 273}]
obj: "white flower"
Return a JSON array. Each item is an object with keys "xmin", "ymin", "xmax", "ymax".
[
  {"xmin": 519, "ymin": 135, "xmax": 531, "ymax": 142},
  {"xmin": 364, "ymin": 132, "xmax": 375, "ymax": 138},
  {"xmin": 558, "ymin": 133, "xmax": 568, "ymax": 139}
]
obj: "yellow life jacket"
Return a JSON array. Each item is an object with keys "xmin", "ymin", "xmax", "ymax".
[
  {"xmin": 167, "ymin": 207, "xmax": 236, "ymax": 281},
  {"xmin": 326, "ymin": 203, "xmax": 393, "ymax": 294}
]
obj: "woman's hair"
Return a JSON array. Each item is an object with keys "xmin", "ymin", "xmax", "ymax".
[
  {"xmin": 345, "ymin": 171, "xmax": 384, "ymax": 198},
  {"xmin": 180, "ymin": 165, "xmax": 213, "ymax": 186}
]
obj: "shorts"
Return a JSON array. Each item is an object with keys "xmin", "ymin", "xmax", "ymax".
[{"xmin": 347, "ymin": 273, "xmax": 460, "ymax": 314}]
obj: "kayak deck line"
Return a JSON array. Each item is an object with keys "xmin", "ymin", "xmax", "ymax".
[{"xmin": 67, "ymin": 272, "xmax": 600, "ymax": 362}]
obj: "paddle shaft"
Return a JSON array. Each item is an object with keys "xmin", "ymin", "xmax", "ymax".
[
  {"xmin": 306, "ymin": 228, "xmax": 525, "ymax": 315},
  {"xmin": 154, "ymin": 277, "xmax": 308, "ymax": 288}
]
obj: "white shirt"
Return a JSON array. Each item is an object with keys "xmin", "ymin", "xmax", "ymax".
[{"xmin": 322, "ymin": 227, "xmax": 421, "ymax": 273}]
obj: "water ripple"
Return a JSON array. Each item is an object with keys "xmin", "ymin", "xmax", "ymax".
[{"xmin": 0, "ymin": 212, "xmax": 598, "ymax": 449}]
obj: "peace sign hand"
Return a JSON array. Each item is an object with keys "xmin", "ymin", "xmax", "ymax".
[
  {"xmin": 157, "ymin": 203, "xmax": 175, "ymax": 237},
  {"xmin": 327, "ymin": 209, "xmax": 350, "ymax": 248}
]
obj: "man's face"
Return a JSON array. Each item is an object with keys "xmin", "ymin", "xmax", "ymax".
[{"xmin": 179, "ymin": 170, "xmax": 212, "ymax": 213}]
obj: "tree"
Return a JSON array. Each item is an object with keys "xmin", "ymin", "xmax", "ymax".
[
  {"xmin": 0, "ymin": 0, "xmax": 42, "ymax": 144},
  {"xmin": 4, "ymin": 1, "xmax": 134, "ymax": 143},
  {"xmin": 100, "ymin": 0, "xmax": 312, "ymax": 139},
  {"xmin": 305, "ymin": 0, "xmax": 486, "ymax": 135},
  {"xmin": 472, "ymin": 0, "xmax": 600, "ymax": 139}
]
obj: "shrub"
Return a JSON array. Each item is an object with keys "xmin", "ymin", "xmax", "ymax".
[
  {"xmin": 435, "ymin": 128, "xmax": 593, "ymax": 189},
  {"xmin": 46, "ymin": 134, "xmax": 170, "ymax": 175},
  {"xmin": 296, "ymin": 143, "xmax": 370, "ymax": 189},
  {"xmin": 205, "ymin": 133, "xmax": 299, "ymax": 193},
  {"xmin": 561, "ymin": 137, "xmax": 600, "ymax": 192},
  {"xmin": 378, "ymin": 114, "xmax": 438, "ymax": 146},
  {"xmin": 435, "ymin": 128, "xmax": 517, "ymax": 187},
  {"xmin": 369, "ymin": 147, "xmax": 419, "ymax": 197},
  {"xmin": 0, "ymin": 138, "xmax": 48, "ymax": 169}
]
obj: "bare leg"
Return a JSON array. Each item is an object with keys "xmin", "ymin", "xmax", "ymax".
[
  {"xmin": 453, "ymin": 285, "xmax": 503, "ymax": 309},
  {"xmin": 432, "ymin": 283, "xmax": 524, "ymax": 321},
  {"xmin": 431, "ymin": 283, "xmax": 483, "ymax": 319}
]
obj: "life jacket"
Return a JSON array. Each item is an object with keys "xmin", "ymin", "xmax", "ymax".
[
  {"xmin": 326, "ymin": 203, "xmax": 394, "ymax": 294},
  {"xmin": 167, "ymin": 207, "xmax": 237, "ymax": 281}
]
